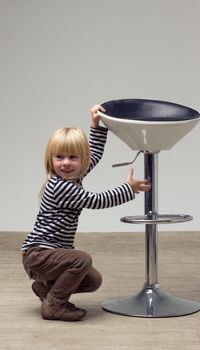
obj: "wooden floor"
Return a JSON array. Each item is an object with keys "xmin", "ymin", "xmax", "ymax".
[{"xmin": 1, "ymin": 231, "xmax": 200, "ymax": 350}]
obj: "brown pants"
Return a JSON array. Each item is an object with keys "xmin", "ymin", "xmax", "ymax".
[{"xmin": 22, "ymin": 246, "xmax": 102, "ymax": 300}]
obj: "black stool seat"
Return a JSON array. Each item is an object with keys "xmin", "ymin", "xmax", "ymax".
[
  {"xmin": 99, "ymin": 99, "xmax": 200, "ymax": 152},
  {"xmin": 101, "ymin": 99, "xmax": 199, "ymax": 122}
]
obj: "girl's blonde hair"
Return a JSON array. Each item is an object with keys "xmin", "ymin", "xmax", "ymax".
[{"xmin": 44, "ymin": 127, "xmax": 91, "ymax": 182}]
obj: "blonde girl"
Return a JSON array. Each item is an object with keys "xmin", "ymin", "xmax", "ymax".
[{"xmin": 22, "ymin": 105, "xmax": 150, "ymax": 322}]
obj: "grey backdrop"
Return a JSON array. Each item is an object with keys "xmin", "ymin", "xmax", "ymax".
[{"xmin": 1, "ymin": 0, "xmax": 200, "ymax": 232}]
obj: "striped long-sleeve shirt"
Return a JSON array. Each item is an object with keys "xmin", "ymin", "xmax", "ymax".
[{"xmin": 22, "ymin": 127, "xmax": 135, "ymax": 251}]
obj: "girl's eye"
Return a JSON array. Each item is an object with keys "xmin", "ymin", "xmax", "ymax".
[{"xmin": 55, "ymin": 155, "xmax": 64, "ymax": 160}]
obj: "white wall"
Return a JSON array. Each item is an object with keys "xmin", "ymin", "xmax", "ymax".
[{"xmin": 0, "ymin": 0, "xmax": 200, "ymax": 233}]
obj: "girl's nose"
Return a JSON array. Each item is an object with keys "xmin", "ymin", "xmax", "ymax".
[{"xmin": 63, "ymin": 157, "xmax": 71, "ymax": 166}]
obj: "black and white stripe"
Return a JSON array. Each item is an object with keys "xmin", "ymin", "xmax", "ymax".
[{"xmin": 22, "ymin": 127, "xmax": 135, "ymax": 251}]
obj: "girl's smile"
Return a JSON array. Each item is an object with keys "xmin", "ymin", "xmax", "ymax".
[{"xmin": 52, "ymin": 154, "xmax": 82, "ymax": 180}]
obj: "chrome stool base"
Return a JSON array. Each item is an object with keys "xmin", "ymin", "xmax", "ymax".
[{"xmin": 102, "ymin": 284, "xmax": 200, "ymax": 318}]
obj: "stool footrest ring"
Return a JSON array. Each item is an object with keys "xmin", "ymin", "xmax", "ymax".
[{"xmin": 120, "ymin": 214, "xmax": 193, "ymax": 224}]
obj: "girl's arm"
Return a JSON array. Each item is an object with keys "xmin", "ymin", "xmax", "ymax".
[
  {"xmin": 53, "ymin": 170, "xmax": 150, "ymax": 210},
  {"xmin": 88, "ymin": 127, "xmax": 108, "ymax": 172},
  {"xmin": 54, "ymin": 178, "xmax": 134, "ymax": 210},
  {"xmin": 86, "ymin": 104, "xmax": 108, "ymax": 174}
]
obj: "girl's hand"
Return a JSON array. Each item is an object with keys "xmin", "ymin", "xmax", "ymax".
[
  {"xmin": 127, "ymin": 167, "xmax": 151, "ymax": 194},
  {"xmin": 90, "ymin": 104, "xmax": 106, "ymax": 128}
]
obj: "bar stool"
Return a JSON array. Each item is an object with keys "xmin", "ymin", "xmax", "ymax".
[{"xmin": 99, "ymin": 99, "xmax": 200, "ymax": 317}]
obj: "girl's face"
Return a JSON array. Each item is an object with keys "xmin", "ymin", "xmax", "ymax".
[{"xmin": 52, "ymin": 153, "xmax": 82, "ymax": 180}]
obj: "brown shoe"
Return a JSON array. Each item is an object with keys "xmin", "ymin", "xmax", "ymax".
[{"xmin": 41, "ymin": 295, "xmax": 87, "ymax": 321}]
